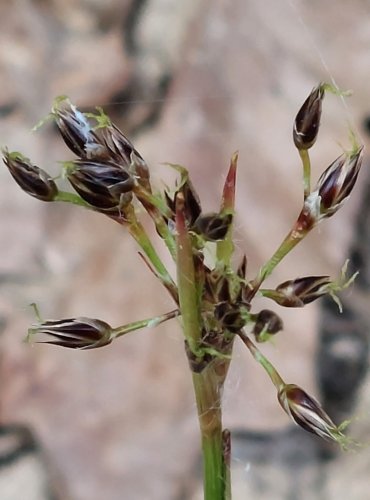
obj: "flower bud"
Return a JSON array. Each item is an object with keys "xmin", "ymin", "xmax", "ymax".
[
  {"xmin": 67, "ymin": 160, "xmax": 134, "ymax": 210},
  {"xmin": 165, "ymin": 180, "xmax": 202, "ymax": 227},
  {"xmin": 3, "ymin": 150, "xmax": 58, "ymax": 201},
  {"xmin": 252, "ymin": 309, "xmax": 283, "ymax": 341},
  {"xmin": 193, "ymin": 213, "xmax": 232, "ymax": 241},
  {"xmin": 130, "ymin": 151, "xmax": 151, "ymax": 192},
  {"xmin": 278, "ymin": 383, "xmax": 345, "ymax": 443},
  {"xmin": 182, "ymin": 180, "xmax": 202, "ymax": 227},
  {"xmin": 237, "ymin": 255, "xmax": 247, "ymax": 280},
  {"xmin": 316, "ymin": 147, "xmax": 363, "ymax": 218},
  {"xmin": 293, "ymin": 84, "xmax": 324, "ymax": 150},
  {"xmin": 52, "ymin": 98, "xmax": 147, "ymax": 172},
  {"xmin": 265, "ymin": 275, "xmax": 331, "ymax": 307},
  {"xmin": 28, "ymin": 317, "xmax": 113, "ymax": 349},
  {"xmin": 97, "ymin": 122, "xmax": 143, "ymax": 165},
  {"xmin": 52, "ymin": 96, "xmax": 101, "ymax": 158}
]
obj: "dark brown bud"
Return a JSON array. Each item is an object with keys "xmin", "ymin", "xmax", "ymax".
[
  {"xmin": 237, "ymin": 255, "xmax": 247, "ymax": 280},
  {"xmin": 28, "ymin": 317, "xmax": 113, "ymax": 349},
  {"xmin": 265, "ymin": 275, "xmax": 331, "ymax": 307},
  {"xmin": 3, "ymin": 150, "xmax": 58, "ymax": 202},
  {"xmin": 203, "ymin": 267, "xmax": 219, "ymax": 302},
  {"xmin": 67, "ymin": 160, "xmax": 134, "ymax": 211},
  {"xmin": 293, "ymin": 84, "xmax": 324, "ymax": 150},
  {"xmin": 218, "ymin": 276, "xmax": 231, "ymax": 302},
  {"xmin": 164, "ymin": 179, "xmax": 201, "ymax": 226},
  {"xmin": 180, "ymin": 180, "xmax": 202, "ymax": 226},
  {"xmin": 316, "ymin": 147, "xmax": 363, "ymax": 218},
  {"xmin": 215, "ymin": 301, "xmax": 246, "ymax": 333},
  {"xmin": 278, "ymin": 384, "xmax": 345, "ymax": 443},
  {"xmin": 203, "ymin": 268, "xmax": 230, "ymax": 303},
  {"xmin": 252, "ymin": 309, "xmax": 283, "ymax": 342},
  {"xmin": 193, "ymin": 213, "xmax": 233, "ymax": 241}
]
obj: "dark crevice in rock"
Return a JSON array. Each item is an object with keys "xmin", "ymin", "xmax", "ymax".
[
  {"xmin": 123, "ymin": 0, "xmax": 148, "ymax": 55},
  {"xmin": 0, "ymin": 102, "xmax": 17, "ymax": 118},
  {"xmin": 0, "ymin": 425, "xmax": 39, "ymax": 468}
]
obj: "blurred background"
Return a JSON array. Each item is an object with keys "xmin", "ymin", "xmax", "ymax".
[{"xmin": 0, "ymin": 0, "xmax": 370, "ymax": 498}]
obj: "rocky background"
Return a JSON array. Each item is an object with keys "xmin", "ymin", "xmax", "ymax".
[{"xmin": 0, "ymin": 0, "xmax": 370, "ymax": 499}]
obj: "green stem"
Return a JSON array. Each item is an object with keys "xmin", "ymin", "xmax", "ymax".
[
  {"xmin": 111, "ymin": 309, "xmax": 179, "ymax": 339},
  {"xmin": 299, "ymin": 148, "xmax": 311, "ymax": 199},
  {"xmin": 134, "ymin": 186, "xmax": 177, "ymax": 260},
  {"xmin": 176, "ymin": 193, "xmax": 202, "ymax": 355},
  {"xmin": 55, "ymin": 190, "xmax": 93, "ymax": 208},
  {"xmin": 193, "ymin": 366, "xmax": 226, "ymax": 500},
  {"xmin": 222, "ymin": 430, "xmax": 232, "ymax": 500},
  {"xmin": 176, "ymin": 192, "xmax": 229, "ymax": 498},
  {"xmin": 129, "ymin": 220, "xmax": 178, "ymax": 303},
  {"xmin": 238, "ymin": 331, "xmax": 284, "ymax": 389},
  {"xmin": 246, "ymin": 227, "xmax": 305, "ymax": 300}
]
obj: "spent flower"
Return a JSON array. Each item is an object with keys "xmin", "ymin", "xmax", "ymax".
[
  {"xmin": 214, "ymin": 301, "xmax": 246, "ymax": 333},
  {"xmin": 252, "ymin": 309, "xmax": 283, "ymax": 342},
  {"xmin": 193, "ymin": 212, "xmax": 233, "ymax": 241}
]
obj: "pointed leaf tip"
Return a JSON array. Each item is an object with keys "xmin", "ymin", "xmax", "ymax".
[{"xmin": 221, "ymin": 152, "xmax": 238, "ymax": 212}]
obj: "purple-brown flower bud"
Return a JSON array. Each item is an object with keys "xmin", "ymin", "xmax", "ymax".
[
  {"xmin": 293, "ymin": 84, "xmax": 324, "ymax": 150},
  {"xmin": 252, "ymin": 309, "xmax": 283, "ymax": 341},
  {"xmin": 278, "ymin": 383, "xmax": 345, "ymax": 442},
  {"xmin": 193, "ymin": 213, "xmax": 233, "ymax": 241},
  {"xmin": 52, "ymin": 97, "xmax": 101, "ymax": 159},
  {"xmin": 316, "ymin": 147, "xmax": 363, "ymax": 218},
  {"xmin": 264, "ymin": 275, "xmax": 331, "ymax": 307},
  {"xmin": 29, "ymin": 317, "xmax": 113, "ymax": 349},
  {"xmin": 67, "ymin": 160, "xmax": 134, "ymax": 211},
  {"xmin": 96, "ymin": 122, "xmax": 143, "ymax": 165},
  {"xmin": 52, "ymin": 98, "xmax": 148, "ymax": 181},
  {"xmin": 3, "ymin": 150, "xmax": 58, "ymax": 202}
]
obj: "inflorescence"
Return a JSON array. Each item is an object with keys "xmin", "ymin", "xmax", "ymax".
[{"xmin": 3, "ymin": 83, "xmax": 364, "ymax": 447}]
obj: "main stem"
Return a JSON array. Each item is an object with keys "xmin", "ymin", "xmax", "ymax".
[
  {"xmin": 175, "ymin": 192, "xmax": 230, "ymax": 498},
  {"xmin": 193, "ymin": 364, "xmax": 226, "ymax": 500}
]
